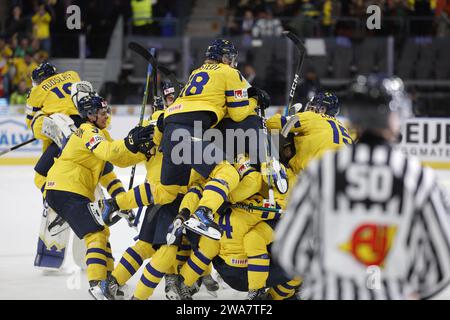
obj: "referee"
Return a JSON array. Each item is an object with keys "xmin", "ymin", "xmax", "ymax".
[{"xmin": 273, "ymin": 75, "xmax": 450, "ymax": 300}]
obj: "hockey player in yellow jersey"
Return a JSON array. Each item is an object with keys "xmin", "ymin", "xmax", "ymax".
[
  {"xmin": 174, "ymin": 155, "xmax": 301, "ymax": 300},
  {"xmin": 267, "ymin": 92, "xmax": 352, "ymax": 174},
  {"xmin": 26, "ymin": 62, "xmax": 82, "ymax": 192},
  {"xmin": 44, "ymin": 94, "xmax": 153, "ymax": 298},
  {"xmin": 92, "ymin": 39, "xmax": 271, "ymax": 241}
]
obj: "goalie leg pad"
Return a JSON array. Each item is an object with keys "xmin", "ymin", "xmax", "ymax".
[
  {"xmin": 34, "ymin": 201, "xmax": 70, "ymax": 270},
  {"xmin": 41, "ymin": 113, "xmax": 77, "ymax": 149}
]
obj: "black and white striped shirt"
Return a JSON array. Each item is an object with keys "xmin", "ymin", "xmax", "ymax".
[{"xmin": 273, "ymin": 142, "xmax": 450, "ymax": 300}]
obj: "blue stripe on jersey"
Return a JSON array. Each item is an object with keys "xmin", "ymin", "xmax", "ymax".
[
  {"xmin": 194, "ymin": 250, "xmax": 211, "ymax": 265},
  {"xmin": 120, "ymin": 257, "xmax": 136, "ymax": 275},
  {"xmin": 26, "ymin": 114, "xmax": 33, "ymax": 120},
  {"xmin": 176, "ymin": 255, "xmax": 189, "ymax": 262},
  {"xmin": 187, "ymin": 259, "xmax": 204, "ymax": 275},
  {"xmin": 107, "ymin": 179, "xmax": 121, "ymax": 191},
  {"xmin": 180, "ymin": 244, "xmax": 192, "ymax": 251},
  {"xmin": 226, "ymin": 101, "xmax": 249, "ymax": 108},
  {"xmin": 126, "ymin": 247, "xmax": 143, "ymax": 265},
  {"xmin": 242, "ymin": 169, "xmax": 256, "ymax": 178},
  {"xmin": 248, "ymin": 265, "xmax": 270, "ymax": 272},
  {"xmin": 134, "ymin": 186, "xmax": 143, "ymax": 207},
  {"xmin": 281, "ymin": 116, "xmax": 287, "ymax": 128},
  {"xmin": 273, "ymin": 286, "xmax": 290, "ymax": 297},
  {"xmin": 140, "ymin": 275, "xmax": 158, "ymax": 289},
  {"xmin": 225, "ymin": 90, "xmax": 234, "ymax": 96},
  {"xmin": 188, "ymin": 188, "xmax": 202, "ymax": 199},
  {"xmin": 144, "ymin": 183, "xmax": 152, "ymax": 203},
  {"xmin": 145, "ymin": 263, "xmax": 164, "ymax": 279},
  {"xmin": 86, "ymin": 258, "xmax": 107, "ymax": 266},
  {"xmin": 86, "ymin": 248, "xmax": 107, "ymax": 256},
  {"xmin": 204, "ymin": 185, "xmax": 227, "ymax": 202},
  {"xmin": 111, "ymin": 187, "xmax": 125, "ymax": 198}
]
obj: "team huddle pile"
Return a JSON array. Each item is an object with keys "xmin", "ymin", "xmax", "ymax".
[{"xmin": 27, "ymin": 39, "xmax": 351, "ymax": 300}]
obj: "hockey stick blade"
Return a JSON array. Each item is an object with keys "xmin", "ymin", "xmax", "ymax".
[
  {"xmin": 128, "ymin": 41, "xmax": 157, "ymax": 67},
  {"xmin": 282, "ymin": 31, "xmax": 306, "ymax": 52}
]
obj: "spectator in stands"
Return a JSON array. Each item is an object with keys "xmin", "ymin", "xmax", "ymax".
[
  {"xmin": 14, "ymin": 37, "xmax": 32, "ymax": 58},
  {"xmin": 130, "ymin": 0, "xmax": 154, "ymax": 35},
  {"xmin": 436, "ymin": 0, "xmax": 450, "ymax": 37},
  {"xmin": 9, "ymin": 80, "xmax": 28, "ymax": 105},
  {"xmin": 252, "ymin": 10, "xmax": 284, "ymax": 37},
  {"xmin": 242, "ymin": 63, "xmax": 263, "ymax": 87},
  {"xmin": 11, "ymin": 52, "xmax": 37, "ymax": 89},
  {"xmin": 321, "ymin": 0, "xmax": 341, "ymax": 36},
  {"xmin": 242, "ymin": 9, "xmax": 255, "ymax": 35},
  {"xmin": 288, "ymin": 6, "xmax": 316, "ymax": 37},
  {"xmin": 32, "ymin": 4, "xmax": 52, "ymax": 54},
  {"xmin": 0, "ymin": 36, "xmax": 13, "ymax": 59},
  {"xmin": 6, "ymin": 5, "xmax": 31, "ymax": 38},
  {"xmin": 297, "ymin": 67, "xmax": 322, "ymax": 106}
]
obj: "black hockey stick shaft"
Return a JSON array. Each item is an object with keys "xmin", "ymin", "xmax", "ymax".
[
  {"xmin": 259, "ymin": 107, "xmax": 276, "ymax": 206},
  {"xmin": 127, "ymin": 42, "xmax": 157, "ymax": 190},
  {"xmin": 0, "ymin": 138, "xmax": 36, "ymax": 156},
  {"xmin": 283, "ymin": 31, "xmax": 307, "ymax": 111}
]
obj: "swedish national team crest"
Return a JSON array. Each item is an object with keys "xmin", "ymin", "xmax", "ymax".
[{"xmin": 339, "ymin": 223, "xmax": 397, "ymax": 267}]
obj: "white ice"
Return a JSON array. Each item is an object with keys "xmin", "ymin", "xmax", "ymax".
[{"xmin": 1, "ymin": 165, "xmax": 450, "ymax": 300}]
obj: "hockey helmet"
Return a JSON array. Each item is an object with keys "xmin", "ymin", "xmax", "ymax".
[
  {"xmin": 31, "ymin": 62, "xmax": 57, "ymax": 86},
  {"xmin": 205, "ymin": 39, "xmax": 238, "ymax": 67}
]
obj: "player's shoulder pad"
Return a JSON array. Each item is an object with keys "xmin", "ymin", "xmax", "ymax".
[{"xmin": 65, "ymin": 70, "xmax": 81, "ymax": 82}]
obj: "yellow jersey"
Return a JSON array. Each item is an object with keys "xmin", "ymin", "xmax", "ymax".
[
  {"xmin": 267, "ymin": 111, "xmax": 352, "ymax": 174},
  {"xmin": 26, "ymin": 70, "xmax": 81, "ymax": 129},
  {"xmin": 165, "ymin": 63, "xmax": 257, "ymax": 125},
  {"xmin": 46, "ymin": 122, "xmax": 145, "ymax": 201}
]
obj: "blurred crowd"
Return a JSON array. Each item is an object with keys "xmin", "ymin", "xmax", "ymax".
[
  {"xmin": 224, "ymin": 0, "xmax": 450, "ymax": 38},
  {"xmin": 0, "ymin": 1, "xmax": 56, "ymax": 103}
]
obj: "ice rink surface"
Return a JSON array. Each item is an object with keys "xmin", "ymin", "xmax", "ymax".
[{"xmin": 1, "ymin": 165, "xmax": 450, "ymax": 300}]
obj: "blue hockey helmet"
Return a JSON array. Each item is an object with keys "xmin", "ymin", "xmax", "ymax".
[
  {"xmin": 31, "ymin": 62, "xmax": 57, "ymax": 85},
  {"xmin": 205, "ymin": 39, "xmax": 238, "ymax": 67},
  {"xmin": 77, "ymin": 94, "xmax": 109, "ymax": 119},
  {"xmin": 305, "ymin": 92, "xmax": 340, "ymax": 116}
]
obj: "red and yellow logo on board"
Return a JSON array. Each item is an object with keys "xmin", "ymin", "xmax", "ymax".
[{"xmin": 339, "ymin": 224, "xmax": 397, "ymax": 267}]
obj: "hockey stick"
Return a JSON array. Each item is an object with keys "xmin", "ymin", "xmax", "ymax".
[
  {"xmin": 231, "ymin": 203, "xmax": 283, "ymax": 214},
  {"xmin": 0, "ymin": 138, "xmax": 36, "ymax": 156},
  {"xmin": 283, "ymin": 31, "xmax": 307, "ymax": 114},
  {"xmin": 127, "ymin": 42, "xmax": 157, "ymax": 190},
  {"xmin": 125, "ymin": 42, "xmax": 157, "ymax": 228},
  {"xmin": 259, "ymin": 107, "xmax": 276, "ymax": 207}
]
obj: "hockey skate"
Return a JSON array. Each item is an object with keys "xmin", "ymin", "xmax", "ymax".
[
  {"xmin": 87, "ymin": 198, "xmax": 120, "ymax": 226},
  {"xmin": 183, "ymin": 206, "xmax": 222, "ymax": 240},
  {"xmin": 247, "ymin": 288, "xmax": 269, "ymax": 300},
  {"xmin": 166, "ymin": 209, "xmax": 190, "ymax": 245},
  {"xmin": 201, "ymin": 274, "xmax": 219, "ymax": 298},
  {"xmin": 165, "ymin": 274, "xmax": 181, "ymax": 300},
  {"xmin": 178, "ymin": 276, "xmax": 193, "ymax": 300},
  {"xmin": 88, "ymin": 281, "xmax": 108, "ymax": 300}
]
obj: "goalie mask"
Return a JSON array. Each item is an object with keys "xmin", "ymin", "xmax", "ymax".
[{"xmin": 71, "ymin": 81, "xmax": 95, "ymax": 108}]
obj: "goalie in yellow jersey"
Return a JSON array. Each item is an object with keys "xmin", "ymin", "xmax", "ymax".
[
  {"xmin": 267, "ymin": 92, "xmax": 352, "ymax": 174},
  {"xmin": 44, "ymin": 94, "xmax": 153, "ymax": 298}
]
